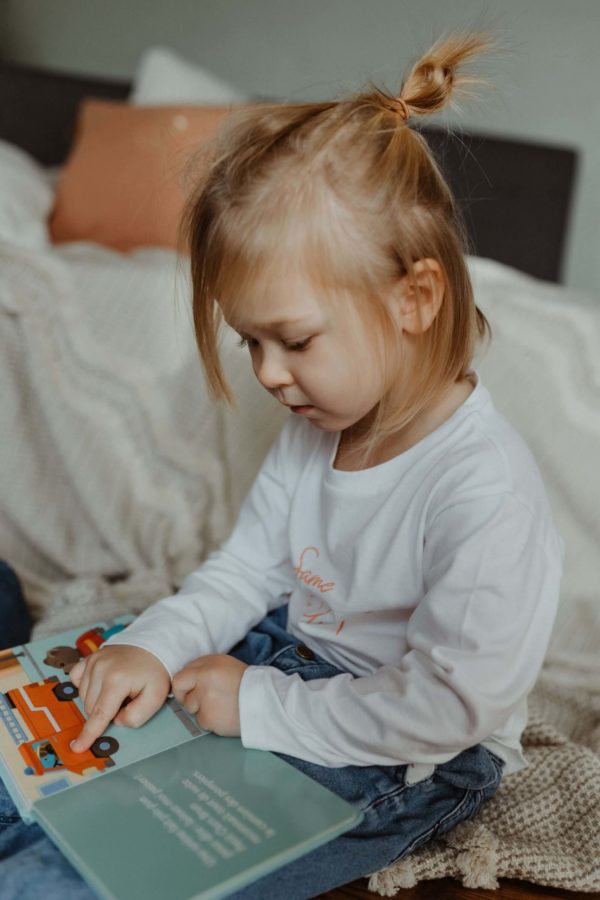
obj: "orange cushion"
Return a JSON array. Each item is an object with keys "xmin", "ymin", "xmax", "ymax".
[{"xmin": 50, "ymin": 100, "xmax": 236, "ymax": 252}]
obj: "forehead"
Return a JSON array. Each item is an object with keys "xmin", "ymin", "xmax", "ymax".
[{"xmin": 222, "ymin": 268, "xmax": 330, "ymax": 332}]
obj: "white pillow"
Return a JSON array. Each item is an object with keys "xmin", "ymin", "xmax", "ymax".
[
  {"xmin": 0, "ymin": 140, "xmax": 54, "ymax": 247},
  {"xmin": 130, "ymin": 46, "xmax": 247, "ymax": 106},
  {"xmin": 469, "ymin": 257, "xmax": 600, "ymax": 656}
]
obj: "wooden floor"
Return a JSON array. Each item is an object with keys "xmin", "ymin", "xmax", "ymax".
[{"xmin": 319, "ymin": 877, "xmax": 600, "ymax": 899}]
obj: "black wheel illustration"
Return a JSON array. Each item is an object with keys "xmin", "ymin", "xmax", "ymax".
[
  {"xmin": 52, "ymin": 681, "xmax": 79, "ymax": 701},
  {"xmin": 90, "ymin": 736, "xmax": 119, "ymax": 758}
]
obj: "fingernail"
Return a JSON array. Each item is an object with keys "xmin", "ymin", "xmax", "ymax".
[{"xmin": 70, "ymin": 740, "xmax": 81, "ymax": 752}]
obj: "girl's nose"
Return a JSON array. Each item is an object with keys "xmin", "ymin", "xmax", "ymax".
[{"xmin": 255, "ymin": 347, "xmax": 293, "ymax": 391}]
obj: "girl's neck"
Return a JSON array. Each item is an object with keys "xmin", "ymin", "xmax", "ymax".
[{"xmin": 333, "ymin": 375, "xmax": 475, "ymax": 472}]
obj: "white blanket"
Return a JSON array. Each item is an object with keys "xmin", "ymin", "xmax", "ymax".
[{"xmin": 0, "ymin": 241, "xmax": 285, "ymax": 634}]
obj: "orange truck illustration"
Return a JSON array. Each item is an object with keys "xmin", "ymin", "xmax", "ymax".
[{"xmin": 4, "ymin": 676, "xmax": 119, "ymax": 777}]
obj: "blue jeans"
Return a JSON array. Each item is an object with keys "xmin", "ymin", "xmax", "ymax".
[{"xmin": 0, "ymin": 603, "xmax": 503, "ymax": 899}]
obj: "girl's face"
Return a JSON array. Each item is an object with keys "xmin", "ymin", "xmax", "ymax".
[{"xmin": 225, "ymin": 270, "xmax": 399, "ymax": 434}]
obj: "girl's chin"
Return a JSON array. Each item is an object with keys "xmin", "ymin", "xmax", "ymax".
[
  {"xmin": 290, "ymin": 406, "xmax": 360, "ymax": 433},
  {"xmin": 305, "ymin": 417, "xmax": 345, "ymax": 433}
]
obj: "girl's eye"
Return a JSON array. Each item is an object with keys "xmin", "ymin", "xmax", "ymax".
[
  {"xmin": 237, "ymin": 336, "xmax": 258, "ymax": 349},
  {"xmin": 286, "ymin": 338, "xmax": 312, "ymax": 352},
  {"xmin": 237, "ymin": 336, "xmax": 311, "ymax": 351}
]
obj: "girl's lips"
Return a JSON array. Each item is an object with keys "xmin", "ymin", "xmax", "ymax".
[{"xmin": 290, "ymin": 405, "xmax": 314, "ymax": 415}]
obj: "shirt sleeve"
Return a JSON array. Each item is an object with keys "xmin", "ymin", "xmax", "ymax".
[
  {"xmin": 239, "ymin": 492, "xmax": 563, "ymax": 767},
  {"xmin": 105, "ymin": 417, "xmax": 304, "ymax": 678}
]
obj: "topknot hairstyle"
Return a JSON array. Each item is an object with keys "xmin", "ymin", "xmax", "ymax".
[{"xmin": 183, "ymin": 32, "xmax": 492, "ymax": 441}]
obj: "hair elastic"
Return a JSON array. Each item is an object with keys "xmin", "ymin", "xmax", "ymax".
[{"xmin": 387, "ymin": 97, "xmax": 411, "ymax": 121}]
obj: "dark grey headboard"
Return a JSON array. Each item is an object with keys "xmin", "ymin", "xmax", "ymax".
[
  {"xmin": 420, "ymin": 127, "xmax": 577, "ymax": 284},
  {"xmin": 0, "ymin": 60, "xmax": 577, "ymax": 283},
  {"xmin": 0, "ymin": 60, "xmax": 129, "ymax": 166}
]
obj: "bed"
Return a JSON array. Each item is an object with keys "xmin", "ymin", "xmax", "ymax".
[{"xmin": 0, "ymin": 50, "xmax": 598, "ymax": 895}]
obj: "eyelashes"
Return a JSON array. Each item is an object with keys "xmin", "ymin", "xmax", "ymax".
[
  {"xmin": 237, "ymin": 337, "xmax": 312, "ymax": 352},
  {"xmin": 287, "ymin": 338, "xmax": 312, "ymax": 352}
]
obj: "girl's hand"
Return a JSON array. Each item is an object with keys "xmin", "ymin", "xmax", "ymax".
[
  {"xmin": 69, "ymin": 645, "xmax": 171, "ymax": 752},
  {"xmin": 172, "ymin": 655, "xmax": 248, "ymax": 737}
]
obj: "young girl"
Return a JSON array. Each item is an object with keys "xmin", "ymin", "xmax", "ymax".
[{"xmin": 1, "ymin": 34, "xmax": 562, "ymax": 899}]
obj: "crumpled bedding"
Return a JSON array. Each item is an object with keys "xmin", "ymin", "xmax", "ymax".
[{"xmin": 0, "ymin": 240, "xmax": 285, "ymax": 633}]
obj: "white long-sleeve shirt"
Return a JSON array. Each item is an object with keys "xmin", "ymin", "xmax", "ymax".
[{"xmin": 107, "ymin": 375, "xmax": 563, "ymax": 774}]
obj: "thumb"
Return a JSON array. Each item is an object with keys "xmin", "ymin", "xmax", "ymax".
[{"xmin": 113, "ymin": 684, "xmax": 168, "ymax": 729}]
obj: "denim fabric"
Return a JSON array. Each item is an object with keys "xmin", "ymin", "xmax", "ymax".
[
  {"xmin": 0, "ymin": 603, "xmax": 503, "ymax": 900},
  {"xmin": 0, "ymin": 796, "xmax": 95, "ymax": 900},
  {"xmin": 0, "ymin": 561, "xmax": 31, "ymax": 650}
]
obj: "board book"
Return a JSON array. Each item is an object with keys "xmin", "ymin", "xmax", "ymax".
[{"xmin": 0, "ymin": 616, "xmax": 362, "ymax": 899}]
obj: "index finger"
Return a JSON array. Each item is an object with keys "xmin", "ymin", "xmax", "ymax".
[{"xmin": 70, "ymin": 690, "xmax": 123, "ymax": 753}]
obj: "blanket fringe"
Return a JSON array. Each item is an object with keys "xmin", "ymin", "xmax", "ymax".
[
  {"xmin": 368, "ymin": 822, "xmax": 501, "ymax": 895},
  {"xmin": 448, "ymin": 822, "xmax": 500, "ymax": 889}
]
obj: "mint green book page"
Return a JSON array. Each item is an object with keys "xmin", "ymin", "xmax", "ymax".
[{"xmin": 34, "ymin": 733, "xmax": 363, "ymax": 900}]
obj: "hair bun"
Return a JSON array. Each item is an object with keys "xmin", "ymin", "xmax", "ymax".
[{"xmin": 399, "ymin": 33, "xmax": 492, "ymax": 117}]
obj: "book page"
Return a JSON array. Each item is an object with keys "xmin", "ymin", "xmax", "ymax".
[{"xmin": 35, "ymin": 734, "xmax": 362, "ymax": 900}]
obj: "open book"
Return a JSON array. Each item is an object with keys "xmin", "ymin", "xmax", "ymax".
[{"xmin": 0, "ymin": 616, "xmax": 362, "ymax": 899}]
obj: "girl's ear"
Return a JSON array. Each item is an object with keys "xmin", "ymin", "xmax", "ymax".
[{"xmin": 392, "ymin": 258, "xmax": 445, "ymax": 335}]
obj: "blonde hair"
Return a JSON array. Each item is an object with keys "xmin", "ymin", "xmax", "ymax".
[{"xmin": 183, "ymin": 32, "xmax": 492, "ymax": 450}]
